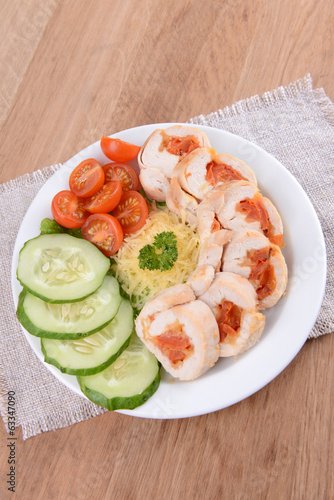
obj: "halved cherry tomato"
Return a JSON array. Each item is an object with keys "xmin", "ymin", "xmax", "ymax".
[
  {"xmin": 51, "ymin": 190, "xmax": 89, "ymax": 229},
  {"xmin": 81, "ymin": 214, "xmax": 123, "ymax": 257},
  {"xmin": 69, "ymin": 159, "xmax": 105, "ymax": 197},
  {"xmin": 101, "ymin": 136, "xmax": 141, "ymax": 163},
  {"xmin": 112, "ymin": 190, "xmax": 148, "ymax": 234},
  {"xmin": 102, "ymin": 162, "xmax": 139, "ymax": 192},
  {"xmin": 84, "ymin": 181, "xmax": 122, "ymax": 214}
]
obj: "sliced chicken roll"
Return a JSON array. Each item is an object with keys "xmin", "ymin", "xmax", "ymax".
[
  {"xmin": 172, "ymin": 148, "xmax": 257, "ymax": 201},
  {"xmin": 165, "ymin": 177, "xmax": 198, "ymax": 225},
  {"xmin": 199, "ymin": 272, "xmax": 265, "ymax": 357},
  {"xmin": 222, "ymin": 230, "xmax": 288, "ymax": 309},
  {"xmin": 187, "ymin": 264, "xmax": 215, "ymax": 297},
  {"xmin": 210, "ymin": 180, "xmax": 285, "ymax": 248},
  {"xmin": 197, "ymin": 229, "xmax": 231, "ymax": 271},
  {"xmin": 139, "ymin": 168, "xmax": 170, "ymax": 202},
  {"xmin": 197, "ymin": 189, "xmax": 226, "ymax": 240},
  {"xmin": 139, "ymin": 125, "xmax": 211, "ymax": 179},
  {"xmin": 135, "ymin": 284, "xmax": 219, "ymax": 380}
]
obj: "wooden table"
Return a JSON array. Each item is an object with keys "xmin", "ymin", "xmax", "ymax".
[{"xmin": 1, "ymin": 1, "xmax": 333, "ymax": 498}]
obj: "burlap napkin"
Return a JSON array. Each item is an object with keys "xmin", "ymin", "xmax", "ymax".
[{"xmin": 1, "ymin": 74, "xmax": 333, "ymax": 439}]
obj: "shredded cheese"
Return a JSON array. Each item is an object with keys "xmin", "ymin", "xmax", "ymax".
[{"xmin": 112, "ymin": 206, "xmax": 201, "ymax": 310}]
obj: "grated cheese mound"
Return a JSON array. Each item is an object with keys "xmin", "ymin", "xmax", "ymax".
[{"xmin": 112, "ymin": 206, "xmax": 201, "ymax": 310}]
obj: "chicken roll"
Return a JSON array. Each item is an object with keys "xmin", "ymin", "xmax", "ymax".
[
  {"xmin": 172, "ymin": 149, "xmax": 257, "ymax": 201},
  {"xmin": 203, "ymin": 180, "xmax": 285, "ymax": 248},
  {"xmin": 199, "ymin": 272, "xmax": 265, "ymax": 357},
  {"xmin": 135, "ymin": 284, "xmax": 220, "ymax": 380},
  {"xmin": 222, "ymin": 229, "xmax": 288, "ymax": 309}
]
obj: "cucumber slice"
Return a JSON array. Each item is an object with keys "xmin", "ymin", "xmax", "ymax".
[
  {"xmin": 78, "ymin": 333, "xmax": 160, "ymax": 410},
  {"xmin": 17, "ymin": 275, "xmax": 121, "ymax": 340},
  {"xmin": 41, "ymin": 300, "xmax": 134, "ymax": 375},
  {"xmin": 17, "ymin": 233, "xmax": 110, "ymax": 303}
]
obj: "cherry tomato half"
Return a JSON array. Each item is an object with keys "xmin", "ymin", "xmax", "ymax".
[
  {"xmin": 51, "ymin": 190, "xmax": 89, "ymax": 229},
  {"xmin": 84, "ymin": 181, "xmax": 122, "ymax": 214},
  {"xmin": 81, "ymin": 214, "xmax": 123, "ymax": 257},
  {"xmin": 101, "ymin": 136, "xmax": 141, "ymax": 163},
  {"xmin": 112, "ymin": 190, "xmax": 148, "ymax": 234},
  {"xmin": 102, "ymin": 162, "xmax": 139, "ymax": 192},
  {"xmin": 69, "ymin": 158, "xmax": 105, "ymax": 197}
]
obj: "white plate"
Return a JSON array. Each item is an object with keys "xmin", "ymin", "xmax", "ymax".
[{"xmin": 11, "ymin": 123, "xmax": 327, "ymax": 419}]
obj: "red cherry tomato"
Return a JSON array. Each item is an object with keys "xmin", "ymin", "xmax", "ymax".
[
  {"xmin": 81, "ymin": 214, "xmax": 123, "ymax": 257},
  {"xmin": 101, "ymin": 136, "xmax": 141, "ymax": 163},
  {"xmin": 69, "ymin": 159, "xmax": 105, "ymax": 197},
  {"xmin": 102, "ymin": 162, "xmax": 139, "ymax": 192},
  {"xmin": 112, "ymin": 191, "xmax": 148, "ymax": 234},
  {"xmin": 51, "ymin": 190, "xmax": 89, "ymax": 229},
  {"xmin": 84, "ymin": 181, "xmax": 122, "ymax": 214}
]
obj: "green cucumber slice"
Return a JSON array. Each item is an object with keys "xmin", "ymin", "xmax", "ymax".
[
  {"xmin": 17, "ymin": 233, "xmax": 110, "ymax": 303},
  {"xmin": 41, "ymin": 300, "xmax": 134, "ymax": 375},
  {"xmin": 78, "ymin": 333, "xmax": 160, "ymax": 410},
  {"xmin": 17, "ymin": 275, "xmax": 121, "ymax": 340}
]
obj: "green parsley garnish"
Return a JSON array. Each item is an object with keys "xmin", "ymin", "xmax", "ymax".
[{"xmin": 138, "ymin": 231, "xmax": 178, "ymax": 272}]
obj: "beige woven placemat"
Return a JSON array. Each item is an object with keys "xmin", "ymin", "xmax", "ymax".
[{"xmin": 1, "ymin": 74, "xmax": 333, "ymax": 439}]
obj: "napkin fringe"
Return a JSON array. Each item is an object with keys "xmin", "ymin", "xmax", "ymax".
[
  {"xmin": 313, "ymin": 86, "xmax": 334, "ymax": 127},
  {"xmin": 21, "ymin": 404, "xmax": 106, "ymax": 440}
]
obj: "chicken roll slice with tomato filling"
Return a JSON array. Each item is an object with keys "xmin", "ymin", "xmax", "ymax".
[
  {"xmin": 222, "ymin": 230, "xmax": 287, "ymax": 309},
  {"xmin": 199, "ymin": 272, "xmax": 265, "ymax": 357},
  {"xmin": 172, "ymin": 148, "xmax": 257, "ymax": 201},
  {"xmin": 135, "ymin": 285, "xmax": 219, "ymax": 380},
  {"xmin": 138, "ymin": 126, "xmax": 211, "ymax": 202},
  {"xmin": 207, "ymin": 180, "xmax": 285, "ymax": 248}
]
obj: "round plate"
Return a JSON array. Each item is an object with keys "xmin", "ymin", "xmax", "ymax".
[{"xmin": 11, "ymin": 123, "xmax": 327, "ymax": 419}]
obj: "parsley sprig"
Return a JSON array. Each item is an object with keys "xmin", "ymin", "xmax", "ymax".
[{"xmin": 138, "ymin": 231, "xmax": 178, "ymax": 272}]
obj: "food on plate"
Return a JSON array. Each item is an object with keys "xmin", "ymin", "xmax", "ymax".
[
  {"xmin": 112, "ymin": 190, "xmax": 149, "ymax": 234},
  {"xmin": 222, "ymin": 229, "xmax": 287, "ymax": 309},
  {"xmin": 112, "ymin": 206, "xmax": 200, "ymax": 310},
  {"xmin": 69, "ymin": 158, "xmax": 105, "ymax": 197},
  {"xmin": 102, "ymin": 162, "xmax": 139, "ymax": 192},
  {"xmin": 16, "ymin": 233, "xmax": 110, "ymax": 302},
  {"xmin": 197, "ymin": 180, "xmax": 284, "ymax": 248},
  {"xmin": 138, "ymin": 125, "xmax": 211, "ymax": 201},
  {"xmin": 139, "ymin": 167, "xmax": 171, "ymax": 202},
  {"xmin": 186, "ymin": 264, "xmax": 215, "ymax": 297},
  {"xmin": 199, "ymin": 272, "xmax": 266, "ymax": 357},
  {"xmin": 135, "ymin": 284, "xmax": 219, "ymax": 380},
  {"xmin": 197, "ymin": 229, "xmax": 232, "ymax": 271},
  {"xmin": 165, "ymin": 176, "xmax": 198, "ymax": 225},
  {"xmin": 138, "ymin": 231, "xmax": 178, "ymax": 272},
  {"xmin": 84, "ymin": 181, "xmax": 123, "ymax": 214},
  {"xmin": 51, "ymin": 190, "xmax": 89, "ymax": 229},
  {"xmin": 41, "ymin": 299, "xmax": 133, "ymax": 375},
  {"xmin": 171, "ymin": 148, "xmax": 257, "ymax": 200},
  {"xmin": 15, "ymin": 123, "xmax": 288, "ymax": 408},
  {"xmin": 81, "ymin": 213, "xmax": 123, "ymax": 257},
  {"xmin": 101, "ymin": 136, "xmax": 141, "ymax": 163},
  {"xmin": 78, "ymin": 333, "xmax": 160, "ymax": 411},
  {"xmin": 17, "ymin": 274, "xmax": 121, "ymax": 339}
]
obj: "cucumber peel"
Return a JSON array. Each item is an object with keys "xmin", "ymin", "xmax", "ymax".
[
  {"xmin": 78, "ymin": 334, "xmax": 160, "ymax": 410},
  {"xmin": 17, "ymin": 233, "xmax": 110, "ymax": 303},
  {"xmin": 41, "ymin": 300, "xmax": 134, "ymax": 375},
  {"xmin": 17, "ymin": 275, "xmax": 121, "ymax": 340}
]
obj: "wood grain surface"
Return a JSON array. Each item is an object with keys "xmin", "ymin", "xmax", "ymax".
[{"xmin": 1, "ymin": 0, "xmax": 333, "ymax": 499}]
